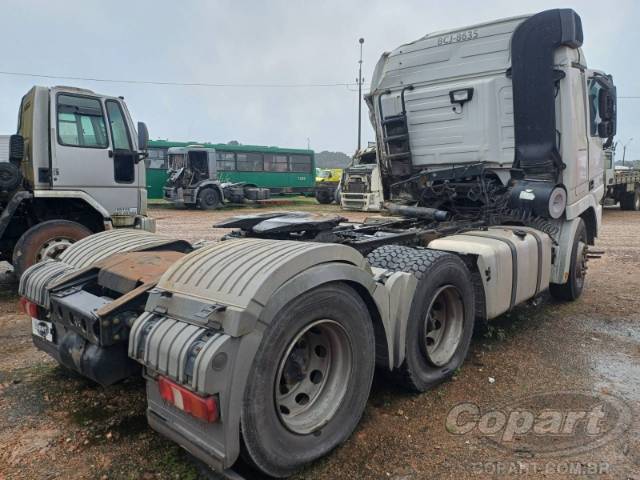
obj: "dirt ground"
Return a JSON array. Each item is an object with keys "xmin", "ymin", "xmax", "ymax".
[{"xmin": 0, "ymin": 203, "xmax": 639, "ymax": 480}]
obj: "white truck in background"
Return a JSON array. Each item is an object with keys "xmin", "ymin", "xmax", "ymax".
[
  {"xmin": 603, "ymin": 150, "xmax": 640, "ymax": 210},
  {"xmin": 0, "ymin": 86, "xmax": 154, "ymax": 275},
  {"xmin": 19, "ymin": 9, "xmax": 616, "ymax": 478},
  {"xmin": 339, "ymin": 144, "xmax": 384, "ymax": 211}
]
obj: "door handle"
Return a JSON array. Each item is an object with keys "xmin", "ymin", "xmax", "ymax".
[{"xmin": 108, "ymin": 150, "xmax": 114, "ymax": 158}]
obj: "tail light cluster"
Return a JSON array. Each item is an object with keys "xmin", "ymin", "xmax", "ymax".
[
  {"xmin": 158, "ymin": 376, "xmax": 219, "ymax": 423},
  {"xmin": 19, "ymin": 298, "xmax": 41, "ymax": 319}
]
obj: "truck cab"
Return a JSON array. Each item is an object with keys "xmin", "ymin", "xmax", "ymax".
[
  {"xmin": 369, "ymin": 11, "xmax": 616, "ymax": 242},
  {"xmin": 163, "ymin": 145, "xmax": 270, "ymax": 209},
  {"xmin": 163, "ymin": 145, "xmax": 220, "ymax": 207},
  {"xmin": 340, "ymin": 145, "xmax": 384, "ymax": 211},
  {"xmin": 0, "ymin": 85, "xmax": 153, "ymax": 275}
]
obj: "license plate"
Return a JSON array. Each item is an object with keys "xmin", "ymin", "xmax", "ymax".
[{"xmin": 31, "ymin": 318, "xmax": 54, "ymax": 342}]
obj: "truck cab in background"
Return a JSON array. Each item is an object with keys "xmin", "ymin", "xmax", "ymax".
[
  {"xmin": 0, "ymin": 86, "xmax": 154, "ymax": 275},
  {"xmin": 163, "ymin": 145, "xmax": 270, "ymax": 208},
  {"xmin": 340, "ymin": 144, "xmax": 384, "ymax": 211}
]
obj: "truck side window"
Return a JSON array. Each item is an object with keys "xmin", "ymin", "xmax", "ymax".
[
  {"xmin": 588, "ymin": 78, "xmax": 602, "ymax": 136},
  {"xmin": 106, "ymin": 100, "xmax": 132, "ymax": 150},
  {"xmin": 57, "ymin": 94, "xmax": 108, "ymax": 148}
]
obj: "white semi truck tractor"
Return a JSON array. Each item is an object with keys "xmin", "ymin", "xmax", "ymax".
[
  {"xmin": 18, "ymin": 9, "xmax": 615, "ymax": 478},
  {"xmin": 0, "ymin": 86, "xmax": 154, "ymax": 276}
]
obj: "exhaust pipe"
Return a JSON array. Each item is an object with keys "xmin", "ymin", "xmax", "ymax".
[{"xmin": 384, "ymin": 202, "xmax": 450, "ymax": 221}]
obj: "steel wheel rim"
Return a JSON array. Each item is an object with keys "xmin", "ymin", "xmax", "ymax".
[
  {"xmin": 36, "ymin": 237, "xmax": 74, "ymax": 262},
  {"xmin": 422, "ymin": 285, "xmax": 464, "ymax": 367},
  {"xmin": 275, "ymin": 319, "xmax": 352, "ymax": 434},
  {"xmin": 575, "ymin": 240, "xmax": 588, "ymax": 290}
]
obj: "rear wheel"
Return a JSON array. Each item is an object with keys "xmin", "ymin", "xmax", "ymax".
[
  {"xmin": 12, "ymin": 220, "xmax": 92, "ymax": 276},
  {"xmin": 315, "ymin": 188, "xmax": 333, "ymax": 204},
  {"xmin": 549, "ymin": 218, "xmax": 588, "ymax": 301},
  {"xmin": 241, "ymin": 283, "xmax": 375, "ymax": 478},
  {"xmin": 367, "ymin": 245, "xmax": 475, "ymax": 392},
  {"xmin": 197, "ymin": 187, "xmax": 222, "ymax": 209},
  {"xmin": 620, "ymin": 189, "xmax": 640, "ymax": 211}
]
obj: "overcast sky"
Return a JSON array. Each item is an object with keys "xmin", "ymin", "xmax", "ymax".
[{"xmin": 1, "ymin": 0, "xmax": 639, "ymax": 160}]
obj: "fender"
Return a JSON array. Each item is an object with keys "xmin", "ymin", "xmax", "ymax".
[
  {"xmin": 193, "ymin": 180, "xmax": 225, "ymax": 203},
  {"xmin": 19, "ymin": 229, "xmax": 191, "ymax": 306},
  {"xmin": 551, "ymin": 217, "xmax": 582, "ymax": 284},
  {"xmin": 565, "ymin": 185, "xmax": 604, "ymax": 237},
  {"xmin": 132, "ymin": 238, "xmax": 386, "ymax": 470}
]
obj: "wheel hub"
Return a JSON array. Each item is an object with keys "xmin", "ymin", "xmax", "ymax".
[
  {"xmin": 275, "ymin": 319, "xmax": 352, "ymax": 434},
  {"xmin": 36, "ymin": 237, "xmax": 74, "ymax": 262},
  {"xmin": 422, "ymin": 285, "xmax": 464, "ymax": 367}
]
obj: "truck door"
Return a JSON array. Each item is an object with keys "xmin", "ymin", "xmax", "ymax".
[{"xmin": 51, "ymin": 92, "xmax": 140, "ymax": 215}]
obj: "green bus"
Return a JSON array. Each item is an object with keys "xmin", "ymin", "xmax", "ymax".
[{"xmin": 145, "ymin": 140, "xmax": 315, "ymax": 199}]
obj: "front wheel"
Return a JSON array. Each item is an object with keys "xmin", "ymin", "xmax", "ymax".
[
  {"xmin": 197, "ymin": 187, "xmax": 222, "ymax": 210},
  {"xmin": 240, "ymin": 283, "xmax": 375, "ymax": 478},
  {"xmin": 367, "ymin": 245, "xmax": 475, "ymax": 392},
  {"xmin": 549, "ymin": 218, "xmax": 588, "ymax": 301},
  {"xmin": 12, "ymin": 220, "xmax": 92, "ymax": 276}
]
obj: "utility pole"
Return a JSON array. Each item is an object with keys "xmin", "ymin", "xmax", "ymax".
[
  {"xmin": 623, "ymin": 137, "xmax": 634, "ymax": 166},
  {"xmin": 306, "ymin": 137, "xmax": 310, "ymax": 150},
  {"xmin": 357, "ymin": 38, "xmax": 365, "ymax": 152}
]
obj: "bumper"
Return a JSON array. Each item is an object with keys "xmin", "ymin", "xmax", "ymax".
[
  {"xmin": 341, "ymin": 192, "xmax": 382, "ymax": 211},
  {"xmin": 111, "ymin": 214, "xmax": 156, "ymax": 233}
]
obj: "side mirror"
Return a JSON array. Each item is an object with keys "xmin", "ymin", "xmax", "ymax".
[
  {"xmin": 137, "ymin": 121, "xmax": 149, "ymax": 152},
  {"xmin": 9, "ymin": 134, "xmax": 24, "ymax": 163},
  {"xmin": 598, "ymin": 87, "xmax": 616, "ymax": 121},
  {"xmin": 598, "ymin": 121, "xmax": 614, "ymax": 138}
]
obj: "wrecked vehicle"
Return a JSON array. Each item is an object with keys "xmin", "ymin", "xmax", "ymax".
[
  {"xmin": 163, "ymin": 145, "xmax": 270, "ymax": 208},
  {"xmin": 19, "ymin": 9, "xmax": 615, "ymax": 477}
]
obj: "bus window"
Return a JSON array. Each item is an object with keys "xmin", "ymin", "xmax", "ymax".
[
  {"xmin": 290, "ymin": 154, "xmax": 312, "ymax": 173},
  {"xmin": 217, "ymin": 152, "xmax": 236, "ymax": 170},
  {"xmin": 145, "ymin": 149, "xmax": 167, "ymax": 169},
  {"xmin": 237, "ymin": 152, "xmax": 264, "ymax": 171},
  {"xmin": 265, "ymin": 154, "xmax": 289, "ymax": 172}
]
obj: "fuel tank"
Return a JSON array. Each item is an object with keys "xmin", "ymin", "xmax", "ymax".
[{"xmin": 429, "ymin": 226, "xmax": 552, "ymax": 319}]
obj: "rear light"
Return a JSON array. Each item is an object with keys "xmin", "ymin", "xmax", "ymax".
[
  {"xmin": 158, "ymin": 376, "xmax": 219, "ymax": 423},
  {"xmin": 19, "ymin": 298, "xmax": 41, "ymax": 319}
]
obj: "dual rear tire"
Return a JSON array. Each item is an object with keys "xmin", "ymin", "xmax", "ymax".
[{"xmin": 367, "ymin": 245, "xmax": 476, "ymax": 392}]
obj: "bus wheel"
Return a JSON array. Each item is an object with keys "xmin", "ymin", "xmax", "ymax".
[
  {"xmin": 241, "ymin": 283, "xmax": 375, "ymax": 477},
  {"xmin": 12, "ymin": 220, "xmax": 92, "ymax": 276},
  {"xmin": 367, "ymin": 245, "xmax": 475, "ymax": 392},
  {"xmin": 197, "ymin": 188, "xmax": 222, "ymax": 209}
]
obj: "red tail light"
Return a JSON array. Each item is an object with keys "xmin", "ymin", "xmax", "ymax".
[
  {"xmin": 19, "ymin": 298, "xmax": 40, "ymax": 318},
  {"xmin": 158, "ymin": 376, "xmax": 219, "ymax": 423}
]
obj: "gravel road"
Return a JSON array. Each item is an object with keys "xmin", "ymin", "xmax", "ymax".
[{"xmin": 1, "ymin": 204, "xmax": 638, "ymax": 479}]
